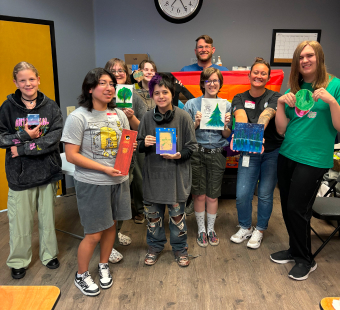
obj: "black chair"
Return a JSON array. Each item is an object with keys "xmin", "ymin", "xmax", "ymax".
[{"xmin": 311, "ymin": 174, "xmax": 340, "ymax": 259}]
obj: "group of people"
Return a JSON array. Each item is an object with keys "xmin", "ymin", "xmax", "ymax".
[{"xmin": 1, "ymin": 34, "xmax": 339, "ymax": 297}]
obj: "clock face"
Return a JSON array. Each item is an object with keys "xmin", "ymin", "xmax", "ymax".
[{"xmin": 155, "ymin": 0, "xmax": 203, "ymax": 24}]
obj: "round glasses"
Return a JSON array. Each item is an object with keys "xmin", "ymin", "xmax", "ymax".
[
  {"xmin": 110, "ymin": 69, "xmax": 126, "ymax": 75},
  {"xmin": 204, "ymin": 79, "xmax": 220, "ymax": 85}
]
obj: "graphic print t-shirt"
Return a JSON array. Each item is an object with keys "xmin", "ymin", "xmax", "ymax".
[{"xmin": 61, "ymin": 107, "xmax": 129, "ymax": 185}]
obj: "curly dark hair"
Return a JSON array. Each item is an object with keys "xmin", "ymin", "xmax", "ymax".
[{"xmin": 78, "ymin": 68, "xmax": 117, "ymax": 111}]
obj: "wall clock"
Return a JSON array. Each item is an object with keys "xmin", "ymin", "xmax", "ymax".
[{"xmin": 155, "ymin": 0, "xmax": 203, "ymax": 24}]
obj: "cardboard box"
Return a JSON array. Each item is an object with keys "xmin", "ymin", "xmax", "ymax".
[{"xmin": 124, "ymin": 54, "xmax": 149, "ymax": 74}]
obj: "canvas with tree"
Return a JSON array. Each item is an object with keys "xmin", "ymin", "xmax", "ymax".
[
  {"xmin": 200, "ymin": 98, "xmax": 228, "ymax": 130},
  {"xmin": 116, "ymin": 84, "xmax": 133, "ymax": 108}
]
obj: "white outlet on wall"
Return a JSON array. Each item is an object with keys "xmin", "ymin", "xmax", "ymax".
[{"xmin": 191, "ymin": 58, "xmax": 197, "ymax": 64}]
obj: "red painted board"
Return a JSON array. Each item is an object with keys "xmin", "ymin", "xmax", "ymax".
[{"xmin": 114, "ymin": 129, "xmax": 137, "ymax": 175}]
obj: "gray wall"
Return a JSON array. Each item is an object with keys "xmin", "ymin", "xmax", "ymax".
[
  {"xmin": 2, "ymin": 0, "xmax": 340, "ymax": 189},
  {"xmin": 1, "ymin": 0, "xmax": 96, "ymax": 116},
  {"xmin": 1, "ymin": 0, "xmax": 96, "ymax": 188},
  {"xmin": 94, "ymin": 0, "xmax": 340, "ymax": 93}
]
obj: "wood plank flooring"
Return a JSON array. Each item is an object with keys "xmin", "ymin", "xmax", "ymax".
[{"xmin": 0, "ymin": 188, "xmax": 339, "ymax": 310}]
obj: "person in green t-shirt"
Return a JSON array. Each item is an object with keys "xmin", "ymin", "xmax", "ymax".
[{"xmin": 270, "ymin": 41, "xmax": 340, "ymax": 281}]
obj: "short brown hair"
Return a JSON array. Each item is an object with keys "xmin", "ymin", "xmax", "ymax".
[
  {"xmin": 104, "ymin": 58, "xmax": 131, "ymax": 84},
  {"xmin": 13, "ymin": 61, "xmax": 39, "ymax": 80},
  {"xmin": 195, "ymin": 35, "xmax": 213, "ymax": 48},
  {"xmin": 289, "ymin": 41, "xmax": 329, "ymax": 93},
  {"xmin": 139, "ymin": 60, "xmax": 157, "ymax": 72},
  {"xmin": 250, "ymin": 57, "xmax": 271, "ymax": 76},
  {"xmin": 200, "ymin": 67, "xmax": 223, "ymax": 94}
]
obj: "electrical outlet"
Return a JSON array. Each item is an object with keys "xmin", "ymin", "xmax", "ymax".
[
  {"xmin": 66, "ymin": 106, "xmax": 76, "ymax": 116},
  {"xmin": 191, "ymin": 58, "xmax": 197, "ymax": 65}
]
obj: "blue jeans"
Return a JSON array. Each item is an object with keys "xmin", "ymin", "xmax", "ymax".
[
  {"xmin": 236, "ymin": 147, "xmax": 280, "ymax": 231},
  {"xmin": 144, "ymin": 201, "xmax": 188, "ymax": 256}
]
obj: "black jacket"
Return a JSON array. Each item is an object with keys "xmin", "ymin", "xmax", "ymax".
[{"xmin": 0, "ymin": 90, "xmax": 63, "ymax": 191}]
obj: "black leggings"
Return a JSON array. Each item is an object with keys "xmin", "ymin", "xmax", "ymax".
[{"xmin": 277, "ymin": 154, "xmax": 327, "ymax": 264}]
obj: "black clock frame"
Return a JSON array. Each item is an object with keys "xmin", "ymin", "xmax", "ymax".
[{"xmin": 154, "ymin": 0, "xmax": 203, "ymax": 24}]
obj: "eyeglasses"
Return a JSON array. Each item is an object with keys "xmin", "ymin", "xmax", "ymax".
[
  {"xmin": 110, "ymin": 69, "xmax": 126, "ymax": 75},
  {"xmin": 204, "ymin": 79, "xmax": 220, "ymax": 85},
  {"xmin": 197, "ymin": 45, "xmax": 212, "ymax": 50},
  {"xmin": 98, "ymin": 81, "xmax": 116, "ymax": 88}
]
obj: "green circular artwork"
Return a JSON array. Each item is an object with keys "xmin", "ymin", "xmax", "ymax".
[{"xmin": 295, "ymin": 89, "xmax": 314, "ymax": 111}]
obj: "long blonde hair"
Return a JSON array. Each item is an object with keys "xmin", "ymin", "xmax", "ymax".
[
  {"xmin": 13, "ymin": 61, "xmax": 39, "ymax": 80},
  {"xmin": 289, "ymin": 41, "xmax": 329, "ymax": 93}
]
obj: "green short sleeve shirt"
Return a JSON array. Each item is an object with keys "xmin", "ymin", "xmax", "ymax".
[{"xmin": 279, "ymin": 76, "xmax": 340, "ymax": 168}]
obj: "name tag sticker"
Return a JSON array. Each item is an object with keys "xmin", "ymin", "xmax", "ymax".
[
  {"xmin": 242, "ymin": 155, "xmax": 250, "ymax": 167},
  {"xmin": 107, "ymin": 112, "xmax": 118, "ymax": 122},
  {"xmin": 245, "ymin": 100, "xmax": 255, "ymax": 109}
]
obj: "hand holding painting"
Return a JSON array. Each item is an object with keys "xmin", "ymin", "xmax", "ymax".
[
  {"xmin": 278, "ymin": 92, "xmax": 296, "ymax": 108},
  {"xmin": 224, "ymin": 112, "xmax": 231, "ymax": 128},
  {"xmin": 194, "ymin": 111, "xmax": 202, "ymax": 128},
  {"xmin": 145, "ymin": 135, "xmax": 156, "ymax": 147},
  {"xmin": 24, "ymin": 122, "xmax": 41, "ymax": 139},
  {"xmin": 161, "ymin": 152, "xmax": 181, "ymax": 159},
  {"xmin": 122, "ymin": 108, "xmax": 135, "ymax": 119},
  {"xmin": 312, "ymin": 87, "xmax": 336, "ymax": 105}
]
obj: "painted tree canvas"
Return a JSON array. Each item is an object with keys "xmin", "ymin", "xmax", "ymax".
[
  {"xmin": 233, "ymin": 122, "xmax": 264, "ymax": 153},
  {"xmin": 116, "ymin": 84, "xmax": 133, "ymax": 108},
  {"xmin": 200, "ymin": 98, "xmax": 228, "ymax": 130}
]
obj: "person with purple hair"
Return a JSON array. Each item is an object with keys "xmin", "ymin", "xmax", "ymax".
[{"xmin": 137, "ymin": 73, "xmax": 197, "ymax": 267}]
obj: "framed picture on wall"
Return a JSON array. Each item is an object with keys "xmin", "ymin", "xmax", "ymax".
[{"xmin": 270, "ymin": 29, "xmax": 321, "ymax": 66}]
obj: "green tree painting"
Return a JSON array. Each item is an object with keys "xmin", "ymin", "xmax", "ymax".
[
  {"xmin": 206, "ymin": 104, "xmax": 224, "ymax": 127},
  {"xmin": 117, "ymin": 87, "xmax": 132, "ymax": 104}
]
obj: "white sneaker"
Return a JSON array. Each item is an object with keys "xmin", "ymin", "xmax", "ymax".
[
  {"xmin": 74, "ymin": 271, "xmax": 100, "ymax": 296},
  {"xmin": 230, "ymin": 226, "xmax": 253, "ymax": 244},
  {"xmin": 98, "ymin": 263, "xmax": 113, "ymax": 289},
  {"xmin": 118, "ymin": 232, "xmax": 131, "ymax": 246},
  {"xmin": 247, "ymin": 228, "xmax": 263, "ymax": 249},
  {"xmin": 109, "ymin": 248, "xmax": 123, "ymax": 264}
]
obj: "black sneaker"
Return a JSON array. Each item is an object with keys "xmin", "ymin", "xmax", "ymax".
[
  {"xmin": 270, "ymin": 250, "xmax": 295, "ymax": 264},
  {"xmin": 74, "ymin": 271, "xmax": 100, "ymax": 296},
  {"xmin": 11, "ymin": 267, "xmax": 26, "ymax": 280},
  {"xmin": 98, "ymin": 263, "xmax": 113, "ymax": 289},
  {"xmin": 288, "ymin": 261, "xmax": 317, "ymax": 281}
]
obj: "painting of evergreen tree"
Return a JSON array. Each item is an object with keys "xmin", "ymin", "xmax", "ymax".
[
  {"xmin": 200, "ymin": 98, "xmax": 228, "ymax": 130},
  {"xmin": 206, "ymin": 104, "xmax": 224, "ymax": 127},
  {"xmin": 116, "ymin": 84, "xmax": 133, "ymax": 108}
]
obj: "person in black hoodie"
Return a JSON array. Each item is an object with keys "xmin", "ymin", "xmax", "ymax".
[{"xmin": 0, "ymin": 62, "xmax": 63, "ymax": 280}]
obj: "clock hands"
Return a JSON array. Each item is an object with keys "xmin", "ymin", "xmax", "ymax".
[
  {"xmin": 171, "ymin": 0, "xmax": 177, "ymax": 6},
  {"xmin": 179, "ymin": 0, "xmax": 187, "ymax": 10}
]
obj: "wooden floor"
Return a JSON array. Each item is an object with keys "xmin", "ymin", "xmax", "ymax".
[{"xmin": 0, "ymin": 188, "xmax": 339, "ymax": 310}]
